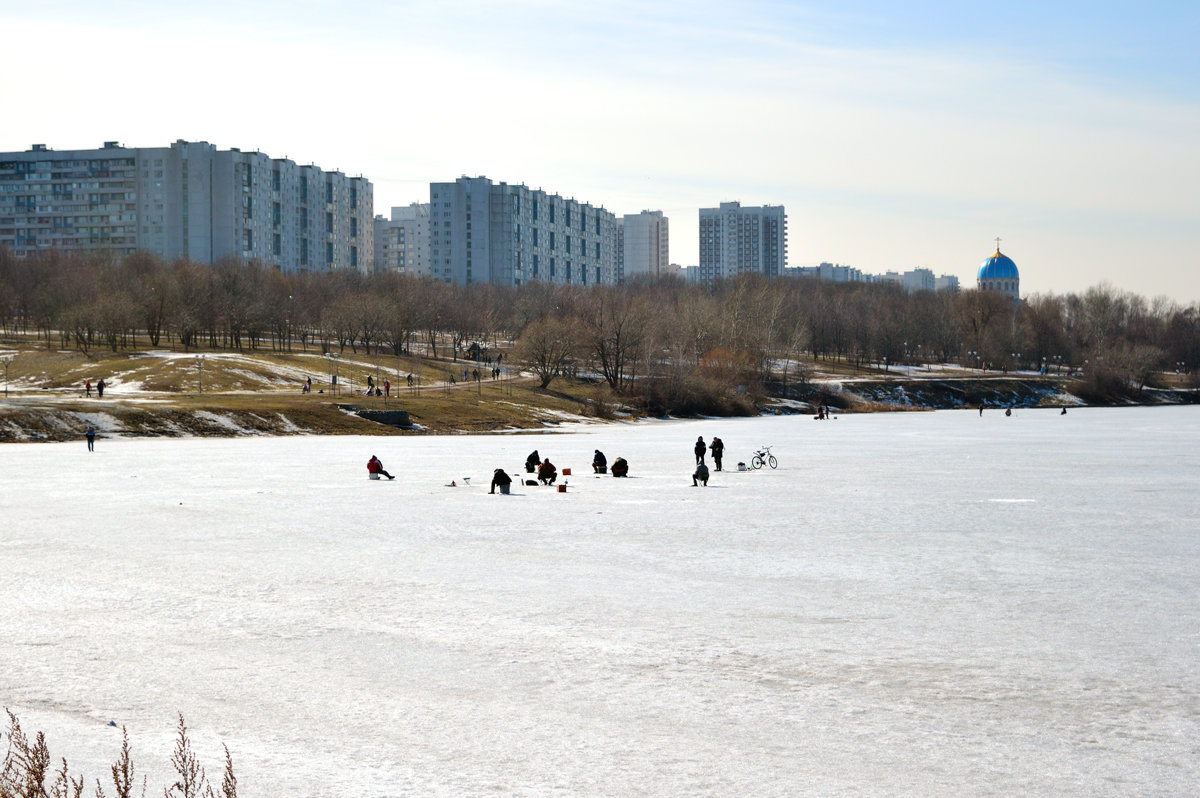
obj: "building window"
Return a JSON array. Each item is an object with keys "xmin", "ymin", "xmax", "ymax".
[
  {"xmin": 565, "ymin": 208, "xmax": 571, "ymax": 227},
  {"xmin": 272, "ymin": 170, "xmax": 281, "ymax": 191},
  {"xmin": 326, "ymin": 241, "xmax": 334, "ymax": 264},
  {"xmin": 550, "ymin": 257, "xmax": 555, "ymax": 277},
  {"xmin": 533, "ymin": 254, "xmax": 539, "ymax": 276},
  {"xmin": 350, "ymin": 187, "xmax": 358, "ymax": 209},
  {"xmin": 549, "ymin": 232, "xmax": 555, "ymax": 250},
  {"xmin": 350, "ymin": 217, "xmax": 358, "ymax": 238},
  {"xmin": 243, "ymin": 229, "xmax": 253, "ymax": 251},
  {"xmin": 300, "ymin": 177, "xmax": 308, "ymax": 203},
  {"xmin": 325, "ymin": 182, "xmax": 333, "ymax": 204},
  {"xmin": 272, "ymin": 233, "xmax": 281, "ymax": 256},
  {"xmin": 351, "ymin": 246, "xmax": 358, "ymax": 267},
  {"xmin": 532, "ymin": 200, "xmax": 538, "ymax": 220},
  {"xmin": 326, "ymin": 213, "xmax": 333, "ymax": 233}
]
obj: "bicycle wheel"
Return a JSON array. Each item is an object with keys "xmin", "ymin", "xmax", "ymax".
[
  {"xmin": 767, "ymin": 455, "xmax": 778, "ymax": 469},
  {"xmin": 751, "ymin": 454, "xmax": 764, "ymax": 469}
]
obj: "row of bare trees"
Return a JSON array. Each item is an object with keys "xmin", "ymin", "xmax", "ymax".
[{"xmin": 2, "ymin": 248, "xmax": 1198, "ymax": 403}]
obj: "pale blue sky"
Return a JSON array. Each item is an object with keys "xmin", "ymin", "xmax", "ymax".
[{"xmin": 2, "ymin": 1, "xmax": 1197, "ymax": 299}]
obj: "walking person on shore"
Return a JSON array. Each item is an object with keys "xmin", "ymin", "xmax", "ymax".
[{"xmin": 96, "ymin": 379, "xmax": 105, "ymax": 398}]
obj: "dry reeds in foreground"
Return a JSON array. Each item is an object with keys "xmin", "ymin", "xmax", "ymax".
[{"xmin": 0, "ymin": 710, "xmax": 236, "ymax": 798}]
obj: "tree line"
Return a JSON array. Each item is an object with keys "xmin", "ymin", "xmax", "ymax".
[{"xmin": 2, "ymin": 248, "xmax": 1197, "ymax": 408}]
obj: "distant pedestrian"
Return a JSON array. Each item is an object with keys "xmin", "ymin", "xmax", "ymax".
[
  {"xmin": 979, "ymin": 405, "xmax": 984, "ymax": 417},
  {"xmin": 384, "ymin": 378, "xmax": 390, "ymax": 397},
  {"xmin": 367, "ymin": 375, "xmax": 374, "ymax": 392},
  {"xmin": 85, "ymin": 426, "xmax": 95, "ymax": 452},
  {"xmin": 96, "ymin": 379, "xmax": 105, "ymax": 398},
  {"xmin": 694, "ymin": 436, "xmax": 706, "ymax": 465},
  {"xmin": 85, "ymin": 379, "xmax": 92, "ymax": 397},
  {"xmin": 709, "ymin": 437, "xmax": 724, "ymax": 471},
  {"xmin": 1061, "ymin": 406, "xmax": 1067, "ymax": 415},
  {"xmin": 407, "ymin": 373, "xmax": 414, "ymax": 387},
  {"xmin": 693, "ymin": 462, "xmax": 709, "ymax": 487}
]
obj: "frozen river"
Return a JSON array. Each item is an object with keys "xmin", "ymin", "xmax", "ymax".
[{"xmin": 2, "ymin": 406, "xmax": 1198, "ymax": 796}]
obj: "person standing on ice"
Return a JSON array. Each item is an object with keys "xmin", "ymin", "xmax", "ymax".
[
  {"xmin": 709, "ymin": 437, "xmax": 724, "ymax": 471},
  {"xmin": 85, "ymin": 426, "xmax": 95, "ymax": 452},
  {"xmin": 694, "ymin": 436, "xmax": 706, "ymax": 465},
  {"xmin": 367, "ymin": 455, "xmax": 395, "ymax": 480},
  {"xmin": 525, "ymin": 450, "xmax": 540, "ymax": 473}
]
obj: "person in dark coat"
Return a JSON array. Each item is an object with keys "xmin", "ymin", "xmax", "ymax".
[
  {"xmin": 693, "ymin": 462, "xmax": 709, "ymax": 487},
  {"xmin": 611, "ymin": 457, "xmax": 629, "ymax": 477},
  {"xmin": 694, "ymin": 436, "xmax": 706, "ymax": 465},
  {"xmin": 490, "ymin": 468, "xmax": 513, "ymax": 494},
  {"xmin": 537, "ymin": 458, "xmax": 557, "ymax": 485},
  {"xmin": 85, "ymin": 426, "xmax": 95, "ymax": 452},
  {"xmin": 96, "ymin": 378, "xmax": 105, "ymax": 398},
  {"xmin": 525, "ymin": 450, "xmax": 541, "ymax": 473},
  {"xmin": 592, "ymin": 449, "xmax": 607, "ymax": 474},
  {"xmin": 709, "ymin": 437, "xmax": 724, "ymax": 471}
]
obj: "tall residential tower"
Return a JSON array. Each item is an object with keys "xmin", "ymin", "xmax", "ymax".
[{"xmin": 697, "ymin": 201, "xmax": 787, "ymax": 281}]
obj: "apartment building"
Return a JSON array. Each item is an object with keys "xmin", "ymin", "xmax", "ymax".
[
  {"xmin": 0, "ymin": 141, "xmax": 373, "ymax": 273},
  {"xmin": 619, "ymin": 210, "xmax": 669, "ymax": 282},
  {"xmin": 428, "ymin": 176, "xmax": 617, "ymax": 286},
  {"xmin": 374, "ymin": 203, "xmax": 430, "ymax": 276},
  {"xmin": 697, "ymin": 201, "xmax": 787, "ymax": 281}
]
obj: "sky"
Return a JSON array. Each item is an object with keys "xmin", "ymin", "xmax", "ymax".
[{"xmin": 1, "ymin": 1, "xmax": 1198, "ymax": 300}]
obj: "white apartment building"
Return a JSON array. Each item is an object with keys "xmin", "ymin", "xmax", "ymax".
[
  {"xmin": 697, "ymin": 201, "xmax": 787, "ymax": 281},
  {"xmin": 619, "ymin": 210, "xmax": 669, "ymax": 282},
  {"xmin": 0, "ymin": 141, "xmax": 373, "ymax": 273},
  {"xmin": 374, "ymin": 203, "xmax": 430, "ymax": 276},
  {"xmin": 428, "ymin": 176, "xmax": 617, "ymax": 286}
]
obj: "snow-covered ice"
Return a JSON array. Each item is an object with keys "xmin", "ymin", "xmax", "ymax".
[{"xmin": 2, "ymin": 406, "xmax": 1198, "ymax": 796}]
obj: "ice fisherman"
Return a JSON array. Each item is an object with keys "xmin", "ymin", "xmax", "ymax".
[
  {"xmin": 592, "ymin": 449, "xmax": 607, "ymax": 474},
  {"xmin": 367, "ymin": 455, "xmax": 395, "ymax": 480},
  {"xmin": 694, "ymin": 436, "xmax": 706, "ymax": 465},
  {"xmin": 693, "ymin": 462, "xmax": 709, "ymax": 487},
  {"xmin": 525, "ymin": 450, "xmax": 541, "ymax": 473},
  {"xmin": 611, "ymin": 457, "xmax": 629, "ymax": 478},
  {"xmin": 538, "ymin": 458, "xmax": 557, "ymax": 485},
  {"xmin": 490, "ymin": 468, "xmax": 513, "ymax": 494},
  {"xmin": 709, "ymin": 437, "xmax": 724, "ymax": 471}
]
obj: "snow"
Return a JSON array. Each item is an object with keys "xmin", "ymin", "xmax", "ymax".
[{"xmin": 2, "ymin": 407, "xmax": 1198, "ymax": 796}]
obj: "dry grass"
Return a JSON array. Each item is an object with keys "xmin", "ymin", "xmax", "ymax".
[{"xmin": 0, "ymin": 340, "xmax": 635, "ymax": 441}]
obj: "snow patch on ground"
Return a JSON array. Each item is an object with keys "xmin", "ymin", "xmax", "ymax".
[{"xmin": 192, "ymin": 410, "xmax": 250, "ymax": 433}]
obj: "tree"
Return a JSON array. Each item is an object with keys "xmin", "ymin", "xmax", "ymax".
[{"xmin": 516, "ymin": 316, "xmax": 579, "ymax": 388}]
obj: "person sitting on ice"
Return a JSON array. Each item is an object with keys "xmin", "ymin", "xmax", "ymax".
[
  {"xmin": 611, "ymin": 457, "xmax": 629, "ymax": 478},
  {"xmin": 537, "ymin": 458, "xmax": 557, "ymax": 485},
  {"xmin": 367, "ymin": 455, "xmax": 394, "ymax": 480},
  {"xmin": 592, "ymin": 449, "xmax": 607, "ymax": 474},
  {"xmin": 693, "ymin": 462, "xmax": 709, "ymax": 487},
  {"xmin": 490, "ymin": 468, "xmax": 513, "ymax": 495},
  {"xmin": 525, "ymin": 450, "xmax": 541, "ymax": 473}
]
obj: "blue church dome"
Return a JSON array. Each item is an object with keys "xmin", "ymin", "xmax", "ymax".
[{"xmin": 977, "ymin": 249, "xmax": 1019, "ymax": 281}]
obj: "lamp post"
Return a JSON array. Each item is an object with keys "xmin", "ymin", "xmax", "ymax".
[
  {"xmin": 1, "ymin": 354, "xmax": 14, "ymax": 398},
  {"xmin": 196, "ymin": 354, "xmax": 205, "ymax": 394}
]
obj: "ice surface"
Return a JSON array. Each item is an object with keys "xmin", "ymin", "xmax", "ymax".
[{"xmin": 2, "ymin": 407, "xmax": 1198, "ymax": 796}]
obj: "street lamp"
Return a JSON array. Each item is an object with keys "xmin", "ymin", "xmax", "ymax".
[{"xmin": 1, "ymin": 354, "xmax": 14, "ymax": 398}]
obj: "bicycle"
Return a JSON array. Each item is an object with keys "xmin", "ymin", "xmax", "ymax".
[{"xmin": 750, "ymin": 445, "xmax": 777, "ymax": 470}]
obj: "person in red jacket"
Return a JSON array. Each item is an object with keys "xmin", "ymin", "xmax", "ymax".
[{"xmin": 367, "ymin": 455, "xmax": 394, "ymax": 480}]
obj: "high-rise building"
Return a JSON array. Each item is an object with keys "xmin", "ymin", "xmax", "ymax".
[
  {"xmin": 619, "ymin": 210, "xmax": 669, "ymax": 282},
  {"xmin": 697, "ymin": 201, "xmax": 787, "ymax": 281},
  {"xmin": 428, "ymin": 176, "xmax": 617, "ymax": 286},
  {"xmin": 374, "ymin": 203, "xmax": 430, "ymax": 276},
  {"xmin": 0, "ymin": 141, "xmax": 373, "ymax": 273}
]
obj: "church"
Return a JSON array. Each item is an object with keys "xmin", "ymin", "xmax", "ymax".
[{"xmin": 977, "ymin": 239, "xmax": 1020, "ymax": 300}]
